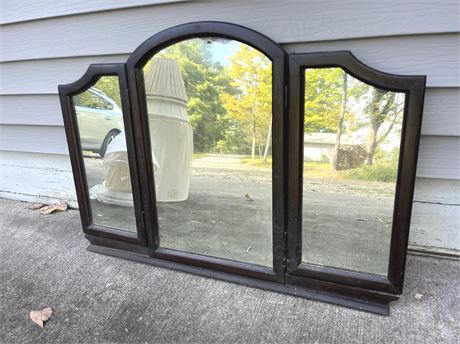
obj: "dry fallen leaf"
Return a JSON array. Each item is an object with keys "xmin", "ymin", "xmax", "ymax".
[
  {"xmin": 414, "ymin": 293, "xmax": 423, "ymax": 299},
  {"xmin": 30, "ymin": 307, "xmax": 53, "ymax": 328},
  {"xmin": 28, "ymin": 203, "xmax": 45, "ymax": 210},
  {"xmin": 40, "ymin": 202, "xmax": 68, "ymax": 215}
]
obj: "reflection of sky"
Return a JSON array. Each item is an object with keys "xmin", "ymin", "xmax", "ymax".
[{"xmin": 209, "ymin": 40, "xmax": 241, "ymax": 66}]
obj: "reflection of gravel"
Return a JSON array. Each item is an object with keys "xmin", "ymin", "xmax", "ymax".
[
  {"xmin": 86, "ymin": 154, "xmax": 395, "ymax": 198},
  {"xmin": 304, "ymin": 179, "xmax": 394, "ymax": 198},
  {"xmin": 193, "ymin": 155, "xmax": 395, "ymax": 198}
]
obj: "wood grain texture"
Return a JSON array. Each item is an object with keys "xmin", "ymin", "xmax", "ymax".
[
  {"xmin": 0, "ymin": 0, "xmax": 189, "ymax": 24},
  {"xmin": 1, "ymin": 0, "xmax": 459, "ymax": 62}
]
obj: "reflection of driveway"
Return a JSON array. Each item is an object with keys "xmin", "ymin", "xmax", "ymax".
[{"xmin": 83, "ymin": 154, "xmax": 393, "ymax": 274}]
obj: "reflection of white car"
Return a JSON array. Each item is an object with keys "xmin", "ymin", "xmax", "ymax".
[{"xmin": 74, "ymin": 87, "xmax": 123, "ymax": 157}]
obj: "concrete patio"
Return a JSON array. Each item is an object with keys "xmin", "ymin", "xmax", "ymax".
[{"xmin": 0, "ymin": 198, "xmax": 458, "ymax": 344}]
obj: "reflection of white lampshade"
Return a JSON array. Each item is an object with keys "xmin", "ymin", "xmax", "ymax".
[
  {"xmin": 144, "ymin": 57, "xmax": 188, "ymax": 102},
  {"xmin": 143, "ymin": 57, "xmax": 193, "ymax": 202},
  {"xmin": 144, "ymin": 58, "xmax": 189, "ymax": 122}
]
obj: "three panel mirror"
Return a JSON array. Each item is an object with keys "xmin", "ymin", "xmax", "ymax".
[{"xmin": 59, "ymin": 22, "xmax": 425, "ymax": 315}]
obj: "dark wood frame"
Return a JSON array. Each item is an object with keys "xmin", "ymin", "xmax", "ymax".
[
  {"xmin": 58, "ymin": 22, "xmax": 426, "ymax": 316},
  {"xmin": 287, "ymin": 51, "xmax": 426, "ymax": 310},
  {"xmin": 58, "ymin": 64, "xmax": 147, "ymax": 247}
]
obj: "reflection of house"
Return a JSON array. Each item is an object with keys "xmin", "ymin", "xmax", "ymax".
[
  {"xmin": 303, "ymin": 133, "xmax": 358, "ymax": 162},
  {"xmin": 304, "ymin": 123, "xmax": 402, "ymax": 163}
]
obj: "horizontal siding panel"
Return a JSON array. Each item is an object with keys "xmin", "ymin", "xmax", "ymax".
[
  {"xmin": 0, "ymin": 0, "xmax": 188, "ymax": 25},
  {"xmin": 0, "ymin": 55, "xmax": 129, "ymax": 95},
  {"xmin": 415, "ymin": 136, "xmax": 460, "ymax": 180},
  {"xmin": 0, "ymin": 151, "xmax": 77, "ymax": 206},
  {"xmin": 0, "ymin": 125, "xmax": 69, "ymax": 154},
  {"xmin": 0, "ymin": 94, "xmax": 64, "ymax": 126},
  {"xmin": 1, "ymin": 35, "xmax": 458, "ymax": 96},
  {"xmin": 421, "ymin": 88, "xmax": 460, "ymax": 136},
  {"xmin": 413, "ymin": 178, "xmax": 460, "ymax": 205},
  {"xmin": 1, "ymin": 0, "xmax": 459, "ymax": 62},
  {"xmin": 2, "ymin": 88, "xmax": 459, "ymax": 137},
  {"xmin": 1, "ymin": 124, "xmax": 458, "ymax": 179},
  {"xmin": 283, "ymin": 33, "xmax": 459, "ymax": 88},
  {"xmin": 409, "ymin": 202, "xmax": 460, "ymax": 251}
]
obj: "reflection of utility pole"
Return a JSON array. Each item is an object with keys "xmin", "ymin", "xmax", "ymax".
[{"xmin": 332, "ymin": 71, "xmax": 348, "ymax": 170}]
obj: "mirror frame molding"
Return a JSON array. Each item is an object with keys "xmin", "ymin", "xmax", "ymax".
[
  {"xmin": 58, "ymin": 64, "xmax": 148, "ymax": 248},
  {"xmin": 287, "ymin": 51, "xmax": 426, "ymax": 300},
  {"xmin": 125, "ymin": 21, "xmax": 287, "ymax": 283},
  {"xmin": 58, "ymin": 22, "xmax": 426, "ymax": 315}
]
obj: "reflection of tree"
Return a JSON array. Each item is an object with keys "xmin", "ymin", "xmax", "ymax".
[
  {"xmin": 221, "ymin": 45, "xmax": 272, "ymax": 160},
  {"xmin": 93, "ymin": 77, "xmax": 121, "ymax": 107},
  {"xmin": 332, "ymin": 71, "xmax": 348, "ymax": 170},
  {"xmin": 305, "ymin": 68, "xmax": 344, "ymax": 133},
  {"xmin": 364, "ymin": 89, "xmax": 402, "ymax": 165},
  {"xmin": 304, "ymin": 68, "xmax": 403, "ymax": 168},
  {"xmin": 157, "ymin": 39, "xmax": 233, "ymax": 153}
]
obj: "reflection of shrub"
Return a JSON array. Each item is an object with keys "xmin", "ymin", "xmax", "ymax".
[
  {"xmin": 346, "ymin": 163, "xmax": 397, "ymax": 183},
  {"xmin": 319, "ymin": 154, "xmax": 330, "ymax": 164}
]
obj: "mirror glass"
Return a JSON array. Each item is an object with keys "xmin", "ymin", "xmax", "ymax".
[
  {"xmin": 142, "ymin": 38, "xmax": 273, "ymax": 267},
  {"xmin": 72, "ymin": 76, "xmax": 137, "ymax": 232},
  {"xmin": 302, "ymin": 68, "xmax": 404, "ymax": 275}
]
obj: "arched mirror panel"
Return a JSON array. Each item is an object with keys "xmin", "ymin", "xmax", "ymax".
[
  {"xmin": 141, "ymin": 38, "xmax": 274, "ymax": 267},
  {"xmin": 125, "ymin": 22, "xmax": 286, "ymax": 283}
]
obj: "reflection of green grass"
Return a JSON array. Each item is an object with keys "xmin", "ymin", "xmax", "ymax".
[
  {"xmin": 303, "ymin": 161, "xmax": 344, "ymax": 179},
  {"xmin": 345, "ymin": 163, "xmax": 397, "ymax": 183},
  {"xmin": 192, "ymin": 153, "xmax": 208, "ymax": 159},
  {"xmin": 240, "ymin": 157, "xmax": 345, "ymax": 179},
  {"xmin": 240, "ymin": 156, "xmax": 272, "ymax": 168}
]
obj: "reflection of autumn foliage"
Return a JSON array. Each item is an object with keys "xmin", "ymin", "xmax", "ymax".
[
  {"xmin": 221, "ymin": 45, "xmax": 272, "ymax": 160},
  {"xmin": 304, "ymin": 68, "xmax": 403, "ymax": 167}
]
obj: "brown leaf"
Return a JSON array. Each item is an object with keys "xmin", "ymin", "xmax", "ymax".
[
  {"xmin": 39, "ymin": 202, "xmax": 68, "ymax": 215},
  {"xmin": 28, "ymin": 203, "xmax": 45, "ymax": 210},
  {"xmin": 54, "ymin": 202, "xmax": 68, "ymax": 212},
  {"xmin": 29, "ymin": 307, "xmax": 53, "ymax": 328}
]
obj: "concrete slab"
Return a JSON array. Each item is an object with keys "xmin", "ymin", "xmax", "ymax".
[{"xmin": 0, "ymin": 198, "xmax": 458, "ymax": 344}]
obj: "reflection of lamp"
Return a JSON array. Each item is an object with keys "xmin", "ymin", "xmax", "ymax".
[
  {"xmin": 144, "ymin": 57, "xmax": 193, "ymax": 202},
  {"xmin": 90, "ymin": 58, "xmax": 192, "ymax": 206},
  {"xmin": 89, "ymin": 131, "xmax": 135, "ymax": 206}
]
